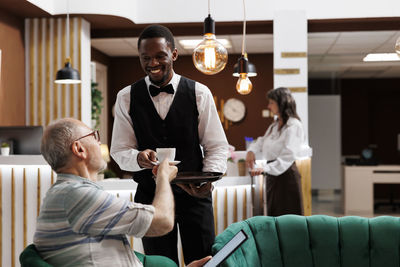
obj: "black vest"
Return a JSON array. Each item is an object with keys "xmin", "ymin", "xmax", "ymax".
[{"xmin": 129, "ymin": 76, "xmax": 203, "ymax": 192}]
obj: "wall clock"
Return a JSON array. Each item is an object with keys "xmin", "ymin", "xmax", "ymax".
[{"xmin": 223, "ymin": 98, "xmax": 246, "ymax": 122}]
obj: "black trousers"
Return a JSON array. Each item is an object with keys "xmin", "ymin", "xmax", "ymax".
[
  {"xmin": 266, "ymin": 162, "xmax": 303, "ymax": 216},
  {"xmin": 135, "ymin": 185, "xmax": 215, "ymax": 265}
]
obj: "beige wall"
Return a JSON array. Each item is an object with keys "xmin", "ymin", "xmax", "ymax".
[{"xmin": 0, "ymin": 10, "xmax": 25, "ymax": 126}]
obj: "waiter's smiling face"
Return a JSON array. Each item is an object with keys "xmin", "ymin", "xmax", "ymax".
[{"xmin": 139, "ymin": 37, "xmax": 178, "ymax": 87}]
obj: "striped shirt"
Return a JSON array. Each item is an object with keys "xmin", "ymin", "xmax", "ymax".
[{"xmin": 34, "ymin": 174, "xmax": 154, "ymax": 267}]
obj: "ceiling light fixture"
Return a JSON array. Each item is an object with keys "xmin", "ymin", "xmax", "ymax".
[
  {"xmin": 179, "ymin": 39, "xmax": 231, "ymax": 50},
  {"xmin": 235, "ymin": 0, "xmax": 253, "ymax": 95},
  {"xmin": 55, "ymin": 0, "xmax": 81, "ymax": 84},
  {"xmin": 192, "ymin": 0, "xmax": 228, "ymax": 75},
  {"xmin": 233, "ymin": 53, "xmax": 257, "ymax": 77},
  {"xmin": 363, "ymin": 53, "xmax": 400, "ymax": 62}
]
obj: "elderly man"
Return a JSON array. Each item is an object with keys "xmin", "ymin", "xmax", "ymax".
[{"xmin": 34, "ymin": 118, "xmax": 210, "ymax": 267}]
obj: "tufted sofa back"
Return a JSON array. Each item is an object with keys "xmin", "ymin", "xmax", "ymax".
[{"xmin": 212, "ymin": 215, "xmax": 400, "ymax": 267}]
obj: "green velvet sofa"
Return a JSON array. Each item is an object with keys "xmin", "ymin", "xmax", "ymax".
[
  {"xmin": 20, "ymin": 244, "xmax": 178, "ymax": 267},
  {"xmin": 212, "ymin": 215, "xmax": 400, "ymax": 267}
]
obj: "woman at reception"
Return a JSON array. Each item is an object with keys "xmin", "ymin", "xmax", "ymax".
[{"xmin": 245, "ymin": 87, "xmax": 312, "ymax": 216}]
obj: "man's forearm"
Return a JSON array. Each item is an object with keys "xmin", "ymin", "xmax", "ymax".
[{"xmin": 145, "ymin": 178, "xmax": 175, "ymax": 236}]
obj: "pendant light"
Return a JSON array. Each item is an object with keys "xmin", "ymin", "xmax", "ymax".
[
  {"xmin": 55, "ymin": 1, "xmax": 81, "ymax": 84},
  {"xmin": 192, "ymin": 0, "xmax": 228, "ymax": 75},
  {"xmin": 233, "ymin": 53, "xmax": 257, "ymax": 77},
  {"xmin": 235, "ymin": 0, "xmax": 253, "ymax": 95}
]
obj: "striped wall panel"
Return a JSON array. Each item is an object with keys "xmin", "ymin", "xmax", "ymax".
[
  {"xmin": 0, "ymin": 164, "xmax": 256, "ymax": 267},
  {"xmin": 0, "ymin": 165, "xmax": 53, "ymax": 267},
  {"xmin": 25, "ymin": 18, "xmax": 83, "ymax": 126}
]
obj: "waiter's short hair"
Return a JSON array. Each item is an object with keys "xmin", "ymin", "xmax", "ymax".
[{"xmin": 138, "ymin": 25, "xmax": 175, "ymax": 50}]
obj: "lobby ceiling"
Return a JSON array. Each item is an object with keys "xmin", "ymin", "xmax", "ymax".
[
  {"xmin": 92, "ymin": 31, "xmax": 400, "ymax": 79},
  {"xmin": 2, "ymin": 0, "xmax": 400, "ymax": 79}
]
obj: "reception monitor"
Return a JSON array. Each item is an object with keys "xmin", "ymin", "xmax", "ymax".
[{"xmin": 0, "ymin": 126, "xmax": 43, "ymax": 155}]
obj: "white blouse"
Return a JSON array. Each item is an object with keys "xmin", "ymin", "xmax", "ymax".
[{"xmin": 247, "ymin": 117, "xmax": 312, "ymax": 176}]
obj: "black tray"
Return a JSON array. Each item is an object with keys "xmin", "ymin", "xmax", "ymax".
[{"xmin": 171, "ymin": 171, "xmax": 224, "ymax": 184}]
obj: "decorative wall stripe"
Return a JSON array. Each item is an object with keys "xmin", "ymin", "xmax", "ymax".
[
  {"xmin": 281, "ymin": 52, "xmax": 307, "ymax": 58},
  {"xmin": 223, "ymin": 188, "xmax": 228, "ymax": 230},
  {"xmin": 180, "ymin": 249, "xmax": 185, "ymax": 267},
  {"xmin": 53, "ymin": 19, "xmax": 59, "ymax": 120},
  {"xmin": 69, "ymin": 18, "xmax": 74, "ymax": 118},
  {"xmin": 61, "ymin": 19, "xmax": 66, "ymax": 119},
  {"xmin": 23, "ymin": 169, "xmax": 27, "ymax": 248},
  {"xmin": 29, "ymin": 21, "xmax": 35, "ymax": 125},
  {"xmin": 242, "ymin": 188, "xmax": 247, "ymax": 220},
  {"xmin": 37, "ymin": 169, "xmax": 41, "ymax": 215},
  {"xmin": 130, "ymin": 192, "xmax": 133, "ymax": 249},
  {"xmin": 78, "ymin": 18, "xmax": 82, "ymax": 120},
  {"xmin": 213, "ymin": 190, "xmax": 218, "ymax": 235},
  {"xmin": 45, "ymin": 19, "xmax": 51, "ymax": 125},
  {"xmin": 259, "ymin": 176, "xmax": 263, "ymax": 214},
  {"xmin": 38, "ymin": 19, "xmax": 43, "ymax": 126},
  {"xmin": 233, "ymin": 188, "xmax": 237, "ymax": 223},
  {"xmin": 11, "ymin": 168, "xmax": 15, "ymax": 267},
  {"xmin": 274, "ymin": 68, "xmax": 300, "ymax": 75},
  {"xmin": 288, "ymin": 87, "xmax": 307, "ymax": 93},
  {"xmin": 26, "ymin": 17, "xmax": 84, "ymax": 126}
]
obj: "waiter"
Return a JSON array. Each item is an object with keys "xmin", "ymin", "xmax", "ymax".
[{"xmin": 110, "ymin": 24, "xmax": 228, "ymax": 265}]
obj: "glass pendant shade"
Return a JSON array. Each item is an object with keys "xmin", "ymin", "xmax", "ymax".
[
  {"xmin": 193, "ymin": 15, "xmax": 228, "ymax": 75},
  {"xmin": 55, "ymin": 60, "xmax": 81, "ymax": 84},
  {"xmin": 235, "ymin": 56, "xmax": 252, "ymax": 95},
  {"xmin": 395, "ymin": 37, "xmax": 400, "ymax": 56}
]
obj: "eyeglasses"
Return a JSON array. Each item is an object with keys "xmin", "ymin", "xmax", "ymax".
[{"xmin": 74, "ymin": 130, "xmax": 100, "ymax": 143}]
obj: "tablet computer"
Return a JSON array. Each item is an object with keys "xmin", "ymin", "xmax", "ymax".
[{"xmin": 204, "ymin": 229, "xmax": 248, "ymax": 267}]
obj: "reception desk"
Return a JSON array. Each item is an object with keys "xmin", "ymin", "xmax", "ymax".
[
  {"xmin": 344, "ymin": 165, "xmax": 400, "ymax": 216},
  {"xmin": 0, "ymin": 155, "xmax": 257, "ymax": 267}
]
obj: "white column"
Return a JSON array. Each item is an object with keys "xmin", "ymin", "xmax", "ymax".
[{"xmin": 273, "ymin": 10, "xmax": 309, "ymax": 139}]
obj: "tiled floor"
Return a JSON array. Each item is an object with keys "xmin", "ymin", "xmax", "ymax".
[
  {"xmin": 312, "ymin": 190, "xmax": 344, "ymax": 216},
  {"xmin": 311, "ymin": 190, "xmax": 400, "ymax": 217}
]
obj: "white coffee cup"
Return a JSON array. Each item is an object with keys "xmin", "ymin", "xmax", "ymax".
[{"xmin": 156, "ymin": 148, "xmax": 176, "ymax": 162}]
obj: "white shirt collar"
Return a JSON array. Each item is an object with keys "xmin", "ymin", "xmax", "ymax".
[{"xmin": 144, "ymin": 72, "xmax": 181, "ymax": 92}]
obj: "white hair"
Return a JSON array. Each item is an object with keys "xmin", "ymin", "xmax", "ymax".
[{"xmin": 41, "ymin": 119, "xmax": 80, "ymax": 171}]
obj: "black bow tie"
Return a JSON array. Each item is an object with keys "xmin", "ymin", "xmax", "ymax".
[{"xmin": 149, "ymin": 84, "xmax": 174, "ymax": 97}]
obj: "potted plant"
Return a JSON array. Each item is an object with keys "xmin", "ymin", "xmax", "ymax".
[
  {"xmin": 91, "ymin": 82, "xmax": 103, "ymax": 129},
  {"xmin": 1, "ymin": 142, "xmax": 10, "ymax": 156}
]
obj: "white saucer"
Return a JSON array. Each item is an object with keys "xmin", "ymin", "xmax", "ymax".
[{"xmin": 151, "ymin": 160, "xmax": 181, "ymax": 166}]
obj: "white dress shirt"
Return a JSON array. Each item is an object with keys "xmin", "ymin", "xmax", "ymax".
[
  {"xmin": 110, "ymin": 73, "xmax": 228, "ymax": 173},
  {"xmin": 247, "ymin": 117, "xmax": 312, "ymax": 176}
]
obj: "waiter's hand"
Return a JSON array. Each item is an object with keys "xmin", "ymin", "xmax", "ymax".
[
  {"xmin": 246, "ymin": 151, "xmax": 256, "ymax": 169},
  {"xmin": 177, "ymin": 182, "xmax": 213, "ymax": 198},
  {"xmin": 137, "ymin": 149, "xmax": 157, "ymax": 169},
  {"xmin": 250, "ymin": 168, "xmax": 264, "ymax": 176}
]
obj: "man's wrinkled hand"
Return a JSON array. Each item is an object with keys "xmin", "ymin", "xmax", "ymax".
[
  {"xmin": 177, "ymin": 182, "xmax": 213, "ymax": 198},
  {"xmin": 137, "ymin": 149, "xmax": 157, "ymax": 169},
  {"xmin": 153, "ymin": 160, "xmax": 178, "ymax": 183}
]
